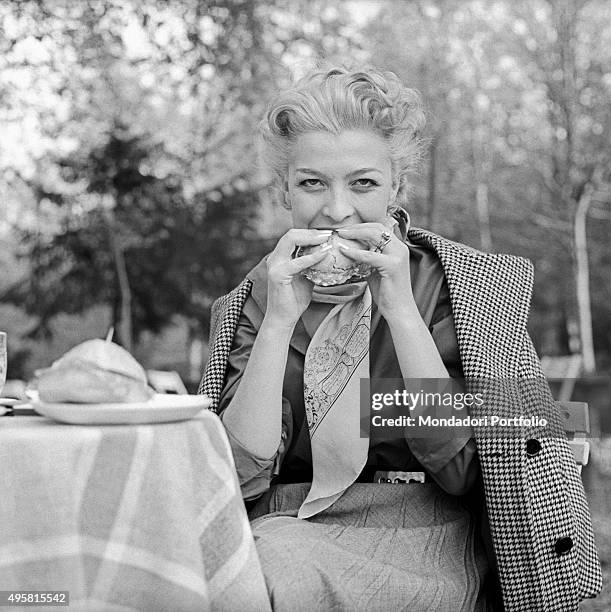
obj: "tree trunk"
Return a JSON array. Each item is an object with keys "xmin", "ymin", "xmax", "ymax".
[
  {"xmin": 104, "ymin": 211, "xmax": 133, "ymax": 353},
  {"xmin": 426, "ymin": 134, "xmax": 437, "ymax": 230},
  {"xmin": 574, "ymin": 185, "xmax": 596, "ymax": 373},
  {"xmin": 476, "ymin": 182, "xmax": 492, "ymax": 252},
  {"xmin": 469, "ymin": 95, "xmax": 493, "ymax": 252},
  {"xmin": 187, "ymin": 323, "xmax": 204, "ymax": 384},
  {"xmin": 111, "ymin": 236, "xmax": 133, "ymax": 354}
]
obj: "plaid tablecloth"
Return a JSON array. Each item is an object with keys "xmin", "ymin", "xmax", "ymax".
[{"xmin": 0, "ymin": 413, "xmax": 271, "ymax": 612}]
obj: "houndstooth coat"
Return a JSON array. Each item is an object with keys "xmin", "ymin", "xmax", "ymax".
[{"xmin": 198, "ymin": 226, "xmax": 602, "ymax": 612}]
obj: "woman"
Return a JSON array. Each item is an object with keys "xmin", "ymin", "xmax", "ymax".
[{"xmin": 199, "ymin": 67, "xmax": 601, "ymax": 611}]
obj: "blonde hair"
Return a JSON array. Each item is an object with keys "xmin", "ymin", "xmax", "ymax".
[{"xmin": 259, "ymin": 66, "xmax": 426, "ymax": 211}]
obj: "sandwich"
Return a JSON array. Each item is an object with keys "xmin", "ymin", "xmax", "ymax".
[
  {"xmin": 36, "ymin": 339, "xmax": 154, "ymax": 404},
  {"xmin": 296, "ymin": 231, "xmax": 372, "ymax": 286}
]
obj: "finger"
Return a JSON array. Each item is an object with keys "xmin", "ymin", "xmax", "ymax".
[
  {"xmin": 289, "ymin": 244, "xmax": 333, "ymax": 273},
  {"xmin": 337, "ymin": 242, "xmax": 386, "ymax": 266},
  {"xmin": 276, "ymin": 229, "xmax": 333, "ymax": 257}
]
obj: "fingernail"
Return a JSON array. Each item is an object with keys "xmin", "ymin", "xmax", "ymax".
[
  {"xmin": 337, "ymin": 243, "xmax": 349, "ymax": 250},
  {"xmin": 317, "ymin": 230, "xmax": 333, "ymax": 235},
  {"xmin": 320, "ymin": 243, "xmax": 333, "ymax": 250}
]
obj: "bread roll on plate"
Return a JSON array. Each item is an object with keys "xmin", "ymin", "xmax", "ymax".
[{"xmin": 36, "ymin": 339, "xmax": 154, "ymax": 404}]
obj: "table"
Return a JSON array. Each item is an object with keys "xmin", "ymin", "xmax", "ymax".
[{"xmin": 0, "ymin": 412, "xmax": 272, "ymax": 612}]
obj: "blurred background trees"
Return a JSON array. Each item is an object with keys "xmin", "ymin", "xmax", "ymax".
[
  {"xmin": 365, "ymin": 0, "xmax": 610, "ymax": 371},
  {"xmin": 0, "ymin": 0, "xmax": 353, "ymax": 376},
  {"xmin": 1, "ymin": 0, "xmax": 609, "ymax": 382}
]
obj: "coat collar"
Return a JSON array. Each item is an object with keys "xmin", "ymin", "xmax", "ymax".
[{"xmin": 407, "ymin": 227, "xmax": 534, "ymax": 377}]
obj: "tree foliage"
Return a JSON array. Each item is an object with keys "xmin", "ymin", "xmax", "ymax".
[
  {"xmin": 4, "ymin": 127, "xmax": 272, "ymax": 343},
  {"xmin": 1, "ymin": 0, "xmax": 609, "ymax": 373},
  {"xmin": 363, "ymin": 0, "xmax": 611, "ymax": 360},
  {"xmin": 0, "ymin": 0, "xmax": 353, "ymax": 354}
]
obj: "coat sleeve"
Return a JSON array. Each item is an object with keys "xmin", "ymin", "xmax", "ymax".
[{"xmin": 510, "ymin": 328, "xmax": 602, "ymax": 608}]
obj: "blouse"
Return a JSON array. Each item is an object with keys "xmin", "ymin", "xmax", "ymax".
[{"xmin": 218, "ymin": 236, "xmax": 480, "ymax": 501}]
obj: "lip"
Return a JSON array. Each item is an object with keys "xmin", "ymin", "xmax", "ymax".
[{"xmin": 312, "ymin": 226, "xmax": 350, "ymax": 231}]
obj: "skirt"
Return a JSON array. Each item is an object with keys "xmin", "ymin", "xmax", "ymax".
[{"xmin": 248, "ymin": 482, "xmax": 491, "ymax": 612}]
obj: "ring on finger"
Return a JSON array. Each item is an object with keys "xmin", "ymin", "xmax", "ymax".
[{"xmin": 373, "ymin": 230, "xmax": 392, "ymax": 253}]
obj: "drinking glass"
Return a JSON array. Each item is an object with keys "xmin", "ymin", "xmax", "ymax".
[{"xmin": 0, "ymin": 332, "xmax": 6, "ymax": 396}]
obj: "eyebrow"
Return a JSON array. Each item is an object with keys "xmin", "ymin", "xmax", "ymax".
[{"xmin": 295, "ymin": 167, "xmax": 384, "ymax": 178}]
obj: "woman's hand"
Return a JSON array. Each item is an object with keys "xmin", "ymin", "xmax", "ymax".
[
  {"xmin": 336, "ymin": 224, "xmax": 418, "ymax": 322},
  {"xmin": 265, "ymin": 229, "xmax": 334, "ymax": 329}
]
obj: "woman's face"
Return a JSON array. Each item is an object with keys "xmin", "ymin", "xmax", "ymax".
[{"xmin": 285, "ymin": 130, "xmax": 399, "ymax": 229}]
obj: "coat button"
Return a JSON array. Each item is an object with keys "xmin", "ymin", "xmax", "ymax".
[
  {"xmin": 554, "ymin": 537, "xmax": 573, "ymax": 555},
  {"xmin": 526, "ymin": 439, "xmax": 541, "ymax": 456}
]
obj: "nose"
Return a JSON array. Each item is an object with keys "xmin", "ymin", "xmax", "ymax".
[{"xmin": 322, "ymin": 187, "xmax": 354, "ymax": 224}]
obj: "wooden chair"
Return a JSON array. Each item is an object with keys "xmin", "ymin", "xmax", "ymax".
[
  {"xmin": 557, "ymin": 400, "xmax": 590, "ymax": 472},
  {"xmin": 541, "ymin": 357, "xmax": 589, "ymax": 471},
  {"xmin": 542, "ymin": 354, "xmax": 582, "ymax": 401},
  {"xmin": 146, "ymin": 370, "xmax": 188, "ymax": 395}
]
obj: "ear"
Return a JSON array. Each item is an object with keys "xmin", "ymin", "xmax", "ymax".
[
  {"xmin": 279, "ymin": 180, "xmax": 291, "ymax": 210},
  {"xmin": 387, "ymin": 176, "xmax": 401, "ymax": 212}
]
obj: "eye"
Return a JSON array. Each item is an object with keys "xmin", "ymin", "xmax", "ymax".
[
  {"xmin": 299, "ymin": 178, "xmax": 324, "ymax": 188},
  {"xmin": 352, "ymin": 178, "xmax": 379, "ymax": 188}
]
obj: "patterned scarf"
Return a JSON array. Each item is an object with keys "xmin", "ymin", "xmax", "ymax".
[{"xmin": 298, "ymin": 282, "xmax": 371, "ymax": 519}]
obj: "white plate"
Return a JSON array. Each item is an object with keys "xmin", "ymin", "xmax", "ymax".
[{"xmin": 32, "ymin": 394, "xmax": 213, "ymax": 425}]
